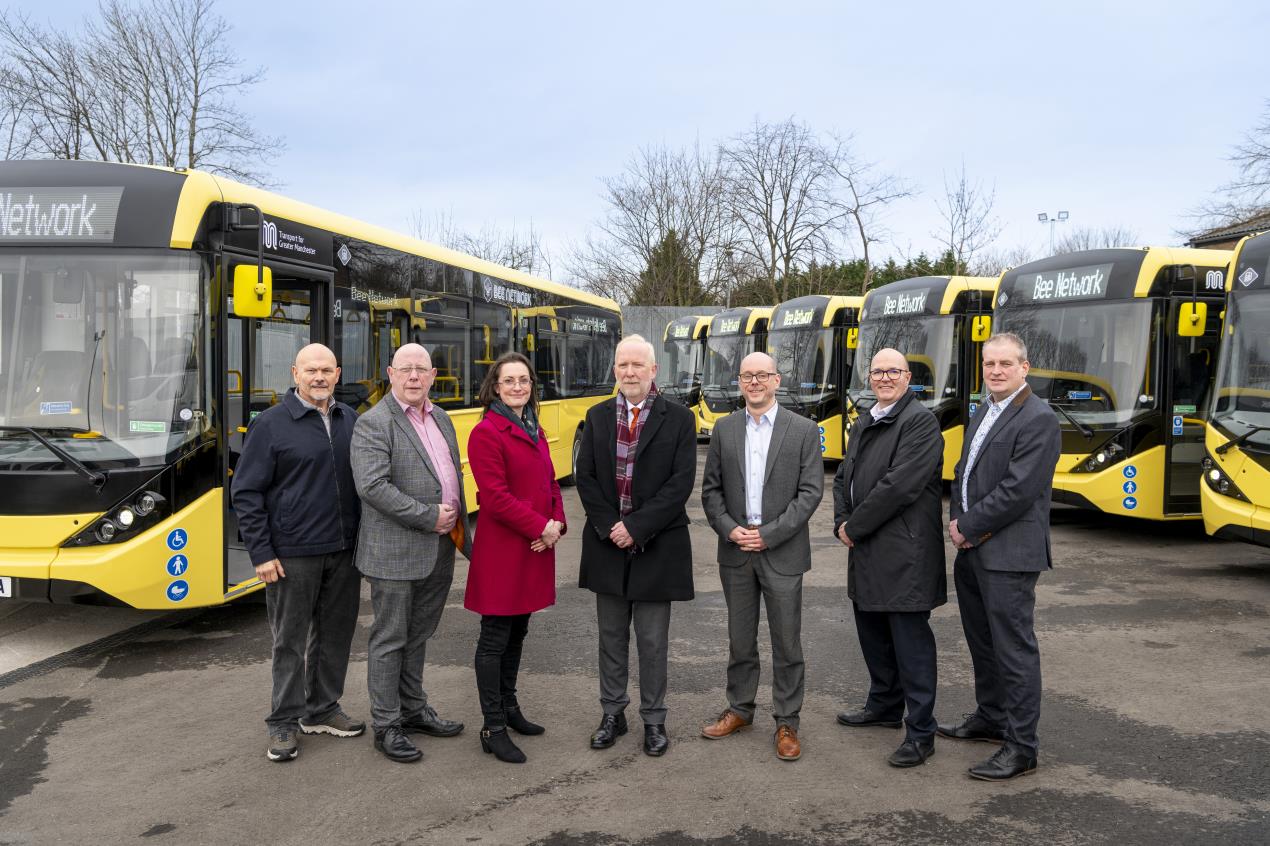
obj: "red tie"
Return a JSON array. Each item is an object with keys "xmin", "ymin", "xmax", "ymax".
[{"xmin": 629, "ymin": 406, "xmax": 640, "ymax": 431}]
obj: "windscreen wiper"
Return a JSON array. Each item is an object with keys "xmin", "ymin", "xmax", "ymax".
[
  {"xmin": 0, "ymin": 425, "xmax": 107, "ymax": 489},
  {"xmin": 1048, "ymin": 401, "xmax": 1094, "ymax": 440},
  {"xmin": 1215, "ymin": 424, "xmax": 1270, "ymax": 455}
]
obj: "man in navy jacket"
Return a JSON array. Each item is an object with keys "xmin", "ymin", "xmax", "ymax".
[
  {"xmin": 231, "ymin": 343, "xmax": 363, "ymax": 763},
  {"xmin": 942, "ymin": 333, "xmax": 1060, "ymax": 780}
]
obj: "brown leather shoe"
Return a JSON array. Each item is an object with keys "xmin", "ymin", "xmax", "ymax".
[
  {"xmin": 775, "ymin": 725, "xmax": 801, "ymax": 761},
  {"xmin": 701, "ymin": 710, "xmax": 751, "ymax": 739}
]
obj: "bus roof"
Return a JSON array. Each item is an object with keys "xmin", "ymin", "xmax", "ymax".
[
  {"xmin": 664, "ymin": 314, "xmax": 712, "ymax": 341},
  {"xmin": 0, "ymin": 159, "xmax": 619, "ymax": 313},
  {"xmin": 769, "ymin": 294, "xmax": 863, "ymax": 330},
  {"xmin": 710, "ymin": 305, "xmax": 772, "ymax": 336},
  {"xmin": 1229, "ymin": 231, "xmax": 1270, "ymax": 293},
  {"xmin": 996, "ymin": 247, "xmax": 1232, "ymax": 307},
  {"xmin": 860, "ymin": 275, "xmax": 997, "ymax": 319}
]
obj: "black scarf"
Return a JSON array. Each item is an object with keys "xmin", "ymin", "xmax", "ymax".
[{"xmin": 490, "ymin": 399, "xmax": 539, "ymax": 443}]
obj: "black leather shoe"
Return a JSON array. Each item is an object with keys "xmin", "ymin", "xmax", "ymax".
[
  {"xmin": 643, "ymin": 724, "xmax": 669, "ymax": 757},
  {"xmin": 836, "ymin": 708, "xmax": 903, "ymax": 728},
  {"xmin": 937, "ymin": 713, "xmax": 1006, "ymax": 744},
  {"xmin": 401, "ymin": 704, "xmax": 464, "ymax": 738},
  {"xmin": 968, "ymin": 743, "xmax": 1037, "ymax": 780},
  {"xmin": 505, "ymin": 705, "xmax": 545, "ymax": 736},
  {"xmin": 374, "ymin": 726, "xmax": 422, "ymax": 763},
  {"xmin": 888, "ymin": 738, "xmax": 935, "ymax": 768},
  {"xmin": 590, "ymin": 713, "xmax": 628, "ymax": 749},
  {"xmin": 480, "ymin": 727, "xmax": 527, "ymax": 763}
]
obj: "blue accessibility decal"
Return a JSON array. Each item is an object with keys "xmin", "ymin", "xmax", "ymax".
[
  {"xmin": 1122, "ymin": 465, "xmax": 1138, "ymax": 479},
  {"xmin": 166, "ymin": 528, "xmax": 189, "ymax": 550},
  {"xmin": 1067, "ymin": 390, "xmax": 1092, "ymax": 401},
  {"xmin": 1122, "ymin": 480, "xmax": 1137, "ymax": 495},
  {"xmin": 166, "ymin": 580, "xmax": 190, "ymax": 602},
  {"xmin": 166, "ymin": 554, "xmax": 189, "ymax": 577},
  {"xmin": 968, "ymin": 403, "xmax": 978, "ymax": 416},
  {"xmin": 1122, "ymin": 496, "xmax": 1138, "ymax": 510}
]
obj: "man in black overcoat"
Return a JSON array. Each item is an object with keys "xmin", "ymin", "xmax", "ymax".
[
  {"xmin": 576, "ymin": 334, "xmax": 697, "ymax": 757},
  {"xmin": 834, "ymin": 348, "xmax": 946, "ymax": 768}
]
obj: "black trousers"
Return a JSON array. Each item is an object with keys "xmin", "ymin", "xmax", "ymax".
[
  {"xmin": 852, "ymin": 604, "xmax": 938, "ymax": 742},
  {"xmin": 475, "ymin": 613, "xmax": 531, "ymax": 728},
  {"xmin": 953, "ymin": 552, "xmax": 1042, "ymax": 754}
]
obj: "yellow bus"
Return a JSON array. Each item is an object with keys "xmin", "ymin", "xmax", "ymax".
[
  {"xmin": 0, "ymin": 160, "xmax": 620, "ymax": 609},
  {"xmin": 765, "ymin": 295, "xmax": 862, "ymax": 460},
  {"xmin": 846, "ymin": 276, "xmax": 996, "ymax": 479},
  {"xmin": 697, "ymin": 306, "xmax": 772, "ymax": 438},
  {"xmin": 993, "ymin": 247, "xmax": 1229, "ymax": 520},
  {"xmin": 1202, "ymin": 231, "xmax": 1270, "ymax": 544},
  {"xmin": 660, "ymin": 314, "xmax": 711, "ymax": 418}
]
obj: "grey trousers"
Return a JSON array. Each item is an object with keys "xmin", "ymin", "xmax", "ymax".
[
  {"xmin": 365, "ymin": 553, "xmax": 454, "ymax": 732},
  {"xmin": 596, "ymin": 592, "xmax": 671, "ymax": 725},
  {"xmin": 953, "ymin": 552, "xmax": 1042, "ymax": 754},
  {"xmin": 718, "ymin": 553, "xmax": 805, "ymax": 730},
  {"xmin": 264, "ymin": 550, "xmax": 361, "ymax": 733}
]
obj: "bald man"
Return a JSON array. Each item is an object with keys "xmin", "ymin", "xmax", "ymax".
[
  {"xmin": 701, "ymin": 352, "xmax": 823, "ymax": 762},
  {"xmin": 352, "ymin": 343, "xmax": 473, "ymax": 763},
  {"xmin": 232, "ymin": 343, "xmax": 365, "ymax": 763}
]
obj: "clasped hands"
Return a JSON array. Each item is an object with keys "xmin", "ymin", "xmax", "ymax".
[
  {"xmin": 948, "ymin": 518, "xmax": 973, "ymax": 549},
  {"xmin": 728, "ymin": 525, "xmax": 768, "ymax": 552},
  {"xmin": 530, "ymin": 519, "xmax": 564, "ymax": 553}
]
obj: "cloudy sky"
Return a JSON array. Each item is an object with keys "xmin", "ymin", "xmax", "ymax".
[{"xmin": 21, "ymin": 0, "xmax": 1270, "ymax": 279}]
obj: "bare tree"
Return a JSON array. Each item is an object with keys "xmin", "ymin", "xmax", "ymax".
[
  {"xmin": 970, "ymin": 243, "xmax": 1036, "ymax": 278},
  {"xmin": 0, "ymin": 0, "xmax": 281, "ymax": 183},
  {"xmin": 932, "ymin": 162, "xmax": 1001, "ymax": 275},
  {"xmin": 720, "ymin": 118, "xmax": 846, "ymax": 304},
  {"xmin": 410, "ymin": 208, "xmax": 553, "ymax": 277},
  {"xmin": 1053, "ymin": 224, "xmax": 1139, "ymax": 254},
  {"xmin": 568, "ymin": 141, "xmax": 731, "ymax": 304},
  {"xmin": 828, "ymin": 135, "xmax": 915, "ymax": 294}
]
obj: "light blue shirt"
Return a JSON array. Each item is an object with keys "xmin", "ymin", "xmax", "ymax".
[
  {"xmin": 961, "ymin": 383, "xmax": 1027, "ymax": 511},
  {"xmin": 744, "ymin": 404, "xmax": 779, "ymax": 526}
]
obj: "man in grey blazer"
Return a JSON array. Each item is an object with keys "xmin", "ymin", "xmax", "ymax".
[
  {"xmin": 700, "ymin": 351, "xmax": 824, "ymax": 761},
  {"xmin": 352, "ymin": 343, "xmax": 473, "ymax": 764},
  {"xmin": 942, "ymin": 332, "xmax": 1060, "ymax": 780}
]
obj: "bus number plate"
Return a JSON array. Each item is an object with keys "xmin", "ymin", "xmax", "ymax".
[{"xmin": 0, "ymin": 577, "xmax": 11, "ymax": 598}]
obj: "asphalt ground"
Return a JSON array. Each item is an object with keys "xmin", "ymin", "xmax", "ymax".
[{"xmin": 2, "ymin": 446, "xmax": 1269, "ymax": 846}]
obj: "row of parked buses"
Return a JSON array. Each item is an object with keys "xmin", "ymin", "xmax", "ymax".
[
  {"xmin": 662, "ymin": 237, "xmax": 1270, "ymax": 551},
  {"xmin": 0, "ymin": 160, "xmax": 622, "ymax": 609}
]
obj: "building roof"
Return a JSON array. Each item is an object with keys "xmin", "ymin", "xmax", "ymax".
[{"xmin": 1187, "ymin": 209, "xmax": 1270, "ymax": 248}]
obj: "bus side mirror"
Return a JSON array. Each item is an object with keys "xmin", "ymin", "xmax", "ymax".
[
  {"xmin": 1177, "ymin": 302, "xmax": 1207, "ymax": 337},
  {"xmin": 971, "ymin": 315, "xmax": 992, "ymax": 342},
  {"xmin": 232, "ymin": 264, "xmax": 272, "ymax": 318},
  {"xmin": 846, "ymin": 328, "xmax": 859, "ymax": 349}
]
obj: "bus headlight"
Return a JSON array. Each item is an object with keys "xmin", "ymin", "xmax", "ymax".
[
  {"xmin": 1075, "ymin": 442, "xmax": 1124, "ymax": 473},
  {"xmin": 135, "ymin": 492, "xmax": 159, "ymax": 516},
  {"xmin": 65, "ymin": 489, "xmax": 168, "ymax": 547},
  {"xmin": 1202, "ymin": 454, "xmax": 1250, "ymax": 502},
  {"xmin": 96, "ymin": 520, "xmax": 118, "ymax": 543},
  {"xmin": 116, "ymin": 508, "xmax": 136, "ymax": 529}
]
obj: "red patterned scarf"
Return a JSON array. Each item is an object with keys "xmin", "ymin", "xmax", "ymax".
[{"xmin": 615, "ymin": 383, "xmax": 658, "ymax": 515}]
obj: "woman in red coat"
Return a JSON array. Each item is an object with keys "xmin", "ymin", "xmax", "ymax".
[{"xmin": 465, "ymin": 351, "xmax": 565, "ymax": 763}]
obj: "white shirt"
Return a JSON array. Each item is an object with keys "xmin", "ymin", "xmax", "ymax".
[
  {"xmin": 870, "ymin": 400, "xmax": 897, "ymax": 421},
  {"xmin": 744, "ymin": 404, "xmax": 779, "ymax": 526},
  {"xmin": 625, "ymin": 397, "xmax": 648, "ymax": 429},
  {"xmin": 961, "ymin": 383, "xmax": 1028, "ymax": 511}
]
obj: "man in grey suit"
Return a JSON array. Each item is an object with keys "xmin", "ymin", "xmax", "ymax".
[
  {"xmin": 700, "ymin": 351, "xmax": 824, "ymax": 761},
  {"xmin": 941, "ymin": 332, "xmax": 1060, "ymax": 780},
  {"xmin": 352, "ymin": 343, "xmax": 473, "ymax": 763}
]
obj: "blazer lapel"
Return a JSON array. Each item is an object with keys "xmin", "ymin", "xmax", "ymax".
[
  {"xmin": 632, "ymin": 397, "xmax": 665, "ymax": 463},
  {"xmin": 732, "ymin": 410, "xmax": 747, "ymax": 480},
  {"xmin": 388, "ymin": 398, "xmax": 438, "ymax": 481},
  {"xmin": 976, "ymin": 386, "xmax": 1032, "ymax": 453},
  {"xmin": 763, "ymin": 408, "xmax": 792, "ymax": 482}
]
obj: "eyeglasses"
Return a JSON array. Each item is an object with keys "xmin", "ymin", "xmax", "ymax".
[
  {"xmin": 392, "ymin": 365, "xmax": 434, "ymax": 376},
  {"xmin": 869, "ymin": 368, "xmax": 909, "ymax": 381},
  {"xmin": 738, "ymin": 372, "xmax": 777, "ymax": 384},
  {"xmin": 498, "ymin": 377, "xmax": 532, "ymax": 387}
]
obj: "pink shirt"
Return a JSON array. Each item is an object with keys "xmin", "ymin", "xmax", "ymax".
[{"xmin": 395, "ymin": 394, "xmax": 462, "ymax": 514}]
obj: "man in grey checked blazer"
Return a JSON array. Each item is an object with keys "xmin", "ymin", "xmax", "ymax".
[{"xmin": 352, "ymin": 343, "xmax": 473, "ymax": 763}]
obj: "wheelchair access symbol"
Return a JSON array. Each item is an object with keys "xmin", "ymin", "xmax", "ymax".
[
  {"xmin": 166, "ymin": 529, "xmax": 188, "ymax": 551},
  {"xmin": 1122, "ymin": 465, "xmax": 1138, "ymax": 479},
  {"xmin": 166, "ymin": 554, "xmax": 189, "ymax": 577}
]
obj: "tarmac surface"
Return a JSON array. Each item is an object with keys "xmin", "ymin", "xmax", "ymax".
[{"xmin": 2, "ymin": 446, "xmax": 1269, "ymax": 845}]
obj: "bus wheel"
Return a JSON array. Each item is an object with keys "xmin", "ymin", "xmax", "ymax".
[{"xmin": 562, "ymin": 429, "xmax": 583, "ymax": 486}]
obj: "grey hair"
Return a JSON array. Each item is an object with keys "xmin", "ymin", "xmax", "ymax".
[
  {"xmin": 616, "ymin": 334, "xmax": 657, "ymax": 366},
  {"xmin": 984, "ymin": 332, "xmax": 1028, "ymax": 362}
]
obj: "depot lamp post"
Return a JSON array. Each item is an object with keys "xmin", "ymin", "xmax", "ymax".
[{"xmin": 1038, "ymin": 210, "xmax": 1069, "ymax": 254}]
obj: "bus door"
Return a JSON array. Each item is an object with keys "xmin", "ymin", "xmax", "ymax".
[
  {"xmin": 1163, "ymin": 296, "xmax": 1220, "ymax": 515},
  {"xmin": 224, "ymin": 266, "xmax": 332, "ymax": 594}
]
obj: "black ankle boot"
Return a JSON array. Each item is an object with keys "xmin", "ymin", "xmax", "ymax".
[
  {"xmin": 480, "ymin": 726, "xmax": 527, "ymax": 763},
  {"xmin": 505, "ymin": 705, "xmax": 545, "ymax": 736}
]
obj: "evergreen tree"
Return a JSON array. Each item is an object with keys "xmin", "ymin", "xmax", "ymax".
[{"xmin": 629, "ymin": 229, "xmax": 709, "ymax": 306}]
